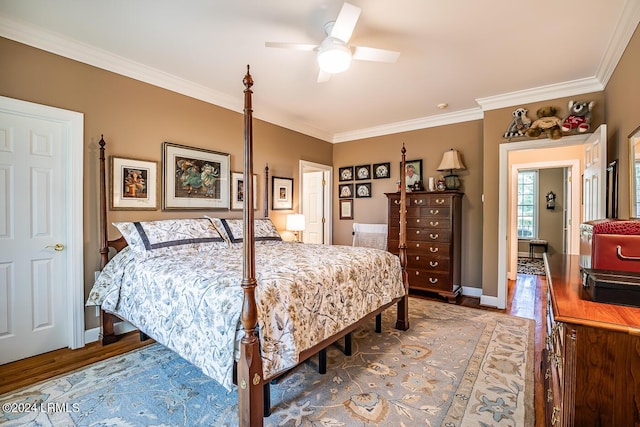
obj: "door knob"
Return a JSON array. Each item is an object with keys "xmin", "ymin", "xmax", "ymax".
[{"xmin": 46, "ymin": 243, "xmax": 65, "ymax": 251}]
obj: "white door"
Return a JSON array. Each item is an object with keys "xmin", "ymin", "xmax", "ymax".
[
  {"xmin": 302, "ymin": 170, "xmax": 324, "ymax": 244},
  {"xmin": 582, "ymin": 125, "xmax": 607, "ymax": 222},
  {"xmin": 0, "ymin": 100, "xmax": 83, "ymax": 364}
]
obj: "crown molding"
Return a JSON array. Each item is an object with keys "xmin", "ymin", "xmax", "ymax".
[
  {"xmin": 596, "ymin": 0, "xmax": 640, "ymax": 86},
  {"xmin": 332, "ymin": 108, "xmax": 484, "ymax": 143},
  {"xmin": 475, "ymin": 77, "xmax": 604, "ymax": 112}
]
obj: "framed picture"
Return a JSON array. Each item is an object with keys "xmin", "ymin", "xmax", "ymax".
[
  {"xmin": 355, "ymin": 164, "xmax": 371, "ymax": 180},
  {"xmin": 231, "ymin": 171, "xmax": 258, "ymax": 211},
  {"xmin": 355, "ymin": 182, "xmax": 372, "ymax": 198},
  {"xmin": 339, "ymin": 166, "xmax": 354, "ymax": 182},
  {"xmin": 272, "ymin": 176, "xmax": 293, "ymax": 210},
  {"xmin": 339, "ymin": 183, "xmax": 353, "ymax": 199},
  {"xmin": 401, "ymin": 159, "xmax": 423, "ymax": 190},
  {"xmin": 373, "ymin": 162, "xmax": 391, "ymax": 179},
  {"xmin": 162, "ymin": 142, "xmax": 230, "ymax": 210},
  {"xmin": 339, "ymin": 199, "xmax": 353, "ymax": 220},
  {"xmin": 110, "ymin": 156, "xmax": 158, "ymax": 210}
]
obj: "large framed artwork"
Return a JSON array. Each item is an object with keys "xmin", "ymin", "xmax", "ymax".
[
  {"xmin": 272, "ymin": 176, "xmax": 293, "ymax": 210},
  {"xmin": 110, "ymin": 156, "xmax": 158, "ymax": 210},
  {"xmin": 231, "ymin": 171, "xmax": 258, "ymax": 211},
  {"xmin": 162, "ymin": 142, "xmax": 230, "ymax": 210}
]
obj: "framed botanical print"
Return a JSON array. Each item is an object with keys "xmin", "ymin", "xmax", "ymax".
[
  {"xmin": 110, "ymin": 156, "xmax": 158, "ymax": 210},
  {"xmin": 355, "ymin": 164, "xmax": 371, "ymax": 180},
  {"xmin": 272, "ymin": 176, "xmax": 293, "ymax": 210},
  {"xmin": 162, "ymin": 142, "xmax": 230, "ymax": 210},
  {"xmin": 355, "ymin": 182, "xmax": 372, "ymax": 198},
  {"xmin": 373, "ymin": 162, "xmax": 391, "ymax": 179},
  {"xmin": 231, "ymin": 171, "xmax": 258, "ymax": 211},
  {"xmin": 339, "ymin": 166, "xmax": 354, "ymax": 182},
  {"xmin": 339, "ymin": 199, "xmax": 353, "ymax": 220}
]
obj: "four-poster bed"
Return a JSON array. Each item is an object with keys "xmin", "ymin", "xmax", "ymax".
[{"xmin": 88, "ymin": 66, "xmax": 410, "ymax": 426}]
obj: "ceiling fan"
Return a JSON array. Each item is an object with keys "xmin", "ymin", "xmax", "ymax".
[{"xmin": 265, "ymin": 2, "xmax": 400, "ymax": 82}]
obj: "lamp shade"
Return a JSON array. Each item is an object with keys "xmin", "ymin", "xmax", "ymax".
[
  {"xmin": 317, "ymin": 37, "xmax": 352, "ymax": 74},
  {"xmin": 437, "ymin": 149, "xmax": 466, "ymax": 172},
  {"xmin": 286, "ymin": 214, "xmax": 306, "ymax": 232}
]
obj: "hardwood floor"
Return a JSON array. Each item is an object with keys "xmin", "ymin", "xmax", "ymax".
[{"xmin": 0, "ymin": 274, "xmax": 546, "ymax": 425}]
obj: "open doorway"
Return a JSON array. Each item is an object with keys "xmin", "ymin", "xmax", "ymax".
[{"xmin": 299, "ymin": 161, "xmax": 332, "ymax": 244}]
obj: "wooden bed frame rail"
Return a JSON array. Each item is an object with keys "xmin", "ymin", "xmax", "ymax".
[{"xmin": 96, "ymin": 66, "xmax": 409, "ymax": 426}]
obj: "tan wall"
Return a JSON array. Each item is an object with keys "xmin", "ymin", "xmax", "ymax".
[
  {"xmin": 605, "ymin": 24, "xmax": 640, "ymax": 219},
  {"xmin": 0, "ymin": 37, "xmax": 333, "ymax": 330},
  {"xmin": 332, "ymin": 120, "xmax": 484, "ymax": 289},
  {"xmin": 482, "ymin": 91, "xmax": 606, "ymax": 296}
]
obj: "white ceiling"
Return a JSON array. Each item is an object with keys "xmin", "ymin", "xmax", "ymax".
[{"xmin": 1, "ymin": 1, "xmax": 639, "ymax": 143}]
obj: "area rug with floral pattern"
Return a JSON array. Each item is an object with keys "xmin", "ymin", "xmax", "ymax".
[{"xmin": 1, "ymin": 297, "xmax": 534, "ymax": 426}]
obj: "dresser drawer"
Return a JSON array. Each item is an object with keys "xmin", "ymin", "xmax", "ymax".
[
  {"xmin": 408, "ymin": 270, "xmax": 452, "ymax": 291},
  {"xmin": 388, "ymin": 240, "xmax": 450, "ymax": 256},
  {"xmin": 420, "ymin": 206, "xmax": 450, "ymax": 218},
  {"xmin": 428, "ymin": 196, "xmax": 452, "ymax": 207},
  {"xmin": 406, "ymin": 228, "xmax": 450, "ymax": 242},
  {"xmin": 408, "ymin": 255, "xmax": 450, "ymax": 272},
  {"xmin": 407, "ymin": 217, "xmax": 450, "ymax": 229}
]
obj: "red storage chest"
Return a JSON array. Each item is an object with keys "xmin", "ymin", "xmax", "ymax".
[{"xmin": 579, "ymin": 219, "xmax": 640, "ymax": 273}]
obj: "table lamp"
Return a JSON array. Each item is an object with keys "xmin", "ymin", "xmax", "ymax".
[
  {"xmin": 286, "ymin": 214, "xmax": 305, "ymax": 243},
  {"xmin": 437, "ymin": 148, "xmax": 466, "ymax": 190}
]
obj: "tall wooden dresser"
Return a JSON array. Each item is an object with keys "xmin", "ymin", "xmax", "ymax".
[
  {"xmin": 544, "ymin": 254, "xmax": 640, "ymax": 426},
  {"xmin": 386, "ymin": 190, "xmax": 463, "ymax": 302}
]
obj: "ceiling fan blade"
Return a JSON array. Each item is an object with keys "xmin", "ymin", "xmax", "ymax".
[
  {"xmin": 317, "ymin": 70, "xmax": 332, "ymax": 83},
  {"xmin": 330, "ymin": 2, "xmax": 361, "ymax": 43},
  {"xmin": 265, "ymin": 42, "xmax": 318, "ymax": 51},
  {"xmin": 352, "ymin": 46, "xmax": 400, "ymax": 63}
]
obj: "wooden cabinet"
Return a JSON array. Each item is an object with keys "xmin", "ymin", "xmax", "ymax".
[
  {"xmin": 386, "ymin": 191, "xmax": 462, "ymax": 302},
  {"xmin": 543, "ymin": 254, "xmax": 640, "ymax": 426}
]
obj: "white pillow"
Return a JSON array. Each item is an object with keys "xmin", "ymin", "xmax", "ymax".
[{"xmin": 113, "ymin": 218, "xmax": 227, "ymax": 255}]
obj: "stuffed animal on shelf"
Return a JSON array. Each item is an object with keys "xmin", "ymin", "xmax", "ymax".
[
  {"xmin": 525, "ymin": 106, "xmax": 563, "ymax": 140},
  {"xmin": 503, "ymin": 107, "xmax": 532, "ymax": 139},
  {"xmin": 561, "ymin": 100, "xmax": 595, "ymax": 133}
]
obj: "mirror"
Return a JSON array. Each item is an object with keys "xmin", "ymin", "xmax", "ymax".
[{"xmin": 630, "ymin": 126, "xmax": 640, "ymax": 218}]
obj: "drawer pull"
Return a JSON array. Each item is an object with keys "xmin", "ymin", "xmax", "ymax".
[
  {"xmin": 429, "ymin": 233, "xmax": 439, "ymax": 240},
  {"xmin": 436, "ymin": 199, "xmax": 445, "ymax": 205},
  {"xmin": 413, "ymin": 199, "xmax": 424, "ymax": 205},
  {"xmin": 416, "ymin": 243, "xmax": 420, "ymax": 248},
  {"xmin": 429, "ymin": 247, "xmax": 438, "ymax": 253},
  {"xmin": 393, "ymin": 200, "xmax": 400, "ymax": 205},
  {"xmin": 429, "ymin": 261, "xmax": 438, "ymax": 267},
  {"xmin": 415, "ymin": 256, "xmax": 420, "ymax": 261},
  {"xmin": 416, "ymin": 219, "xmax": 420, "ymax": 223},
  {"xmin": 616, "ymin": 245, "xmax": 640, "ymax": 261},
  {"xmin": 416, "ymin": 230, "xmax": 421, "ymax": 235},
  {"xmin": 430, "ymin": 209, "xmax": 439, "ymax": 215},
  {"xmin": 430, "ymin": 221, "xmax": 439, "ymax": 226},
  {"xmin": 415, "ymin": 271, "xmax": 420, "ymax": 276},
  {"xmin": 429, "ymin": 278, "xmax": 438, "ymax": 284}
]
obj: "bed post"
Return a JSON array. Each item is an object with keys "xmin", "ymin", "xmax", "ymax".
[
  {"xmin": 98, "ymin": 135, "xmax": 117, "ymax": 344},
  {"xmin": 264, "ymin": 163, "xmax": 269, "ymax": 218},
  {"xmin": 395, "ymin": 144, "xmax": 410, "ymax": 331},
  {"xmin": 238, "ymin": 65, "xmax": 264, "ymax": 427}
]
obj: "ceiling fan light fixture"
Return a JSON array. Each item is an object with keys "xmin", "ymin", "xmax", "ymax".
[{"xmin": 317, "ymin": 37, "xmax": 352, "ymax": 74}]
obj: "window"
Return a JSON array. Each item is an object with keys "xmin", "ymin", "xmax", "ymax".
[
  {"xmin": 517, "ymin": 170, "xmax": 537, "ymax": 239},
  {"xmin": 636, "ymin": 160, "xmax": 640, "ymax": 216}
]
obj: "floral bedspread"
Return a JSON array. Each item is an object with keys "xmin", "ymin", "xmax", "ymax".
[{"xmin": 87, "ymin": 242, "xmax": 405, "ymax": 390}]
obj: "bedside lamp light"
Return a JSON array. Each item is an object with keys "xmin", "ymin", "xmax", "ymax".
[
  {"xmin": 286, "ymin": 214, "xmax": 306, "ymax": 243},
  {"xmin": 437, "ymin": 148, "xmax": 466, "ymax": 190}
]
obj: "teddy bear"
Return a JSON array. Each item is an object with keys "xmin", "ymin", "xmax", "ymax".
[
  {"xmin": 503, "ymin": 107, "xmax": 532, "ymax": 139},
  {"xmin": 561, "ymin": 100, "xmax": 594, "ymax": 133},
  {"xmin": 525, "ymin": 106, "xmax": 563, "ymax": 140}
]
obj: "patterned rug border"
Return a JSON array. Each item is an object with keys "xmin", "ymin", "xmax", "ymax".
[{"xmin": 1, "ymin": 297, "xmax": 536, "ymax": 427}]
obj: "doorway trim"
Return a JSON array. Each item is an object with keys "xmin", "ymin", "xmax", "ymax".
[
  {"xmin": 0, "ymin": 96, "xmax": 85, "ymax": 349},
  {"xmin": 496, "ymin": 133, "xmax": 588, "ymax": 309},
  {"xmin": 299, "ymin": 160, "xmax": 333, "ymax": 244}
]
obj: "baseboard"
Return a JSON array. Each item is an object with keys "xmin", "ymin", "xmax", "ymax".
[
  {"xmin": 461, "ymin": 285, "xmax": 482, "ymax": 298},
  {"xmin": 84, "ymin": 321, "xmax": 137, "ymax": 344},
  {"xmin": 480, "ymin": 294, "xmax": 500, "ymax": 308}
]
